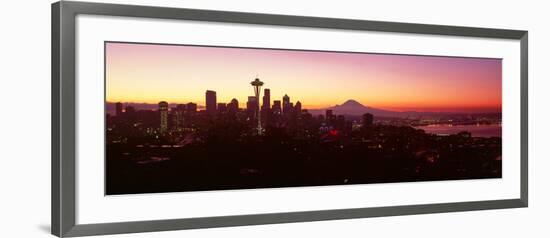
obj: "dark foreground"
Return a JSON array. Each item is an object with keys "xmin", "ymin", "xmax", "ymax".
[{"xmin": 106, "ymin": 125, "xmax": 501, "ymax": 195}]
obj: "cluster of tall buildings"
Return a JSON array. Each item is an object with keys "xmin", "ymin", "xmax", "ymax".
[
  {"xmin": 156, "ymin": 101, "xmax": 198, "ymax": 134},
  {"xmin": 111, "ymin": 78, "xmax": 374, "ymax": 137},
  {"xmin": 204, "ymin": 90, "xmax": 240, "ymax": 115},
  {"xmin": 115, "ymin": 101, "xmax": 197, "ymax": 134},
  {"xmin": 203, "ymin": 87, "xmax": 304, "ymax": 129}
]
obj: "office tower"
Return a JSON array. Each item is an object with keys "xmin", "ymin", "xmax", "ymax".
[
  {"xmin": 174, "ymin": 104, "xmax": 186, "ymax": 129},
  {"xmin": 271, "ymin": 100, "xmax": 282, "ymax": 127},
  {"xmin": 115, "ymin": 102, "xmax": 123, "ymax": 117},
  {"xmin": 295, "ymin": 101, "xmax": 302, "ymax": 115},
  {"xmin": 158, "ymin": 101, "xmax": 169, "ymax": 134},
  {"xmin": 261, "ymin": 89, "xmax": 271, "ymax": 126},
  {"xmin": 217, "ymin": 103, "xmax": 227, "ymax": 113},
  {"xmin": 205, "ymin": 90, "xmax": 217, "ymax": 115},
  {"xmin": 183, "ymin": 102, "xmax": 196, "ymax": 128},
  {"xmin": 228, "ymin": 98, "xmax": 239, "ymax": 113},
  {"xmin": 262, "ymin": 88, "xmax": 270, "ymax": 111},
  {"xmin": 325, "ymin": 110, "xmax": 334, "ymax": 121},
  {"xmin": 282, "ymin": 94, "xmax": 290, "ymax": 113},
  {"xmin": 186, "ymin": 102, "xmax": 197, "ymax": 113},
  {"xmin": 176, "ymin": 104, "xmax": 186, "ymax": 111},
  {"xmin": 362, "ymin": 113, "xmax": 374, "ymax": 127},
  {"xmin": 272, "ymin": 100, "xmax": 282, "ymax": 115},
  {"xmin": 250, "ymin": 77, "xmax": 264, "ymax": 134}
]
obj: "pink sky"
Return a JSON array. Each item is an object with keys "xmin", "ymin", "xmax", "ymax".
[{"xmin": 106, "ymin": 42, "xmax": 502, "ymax": 112}]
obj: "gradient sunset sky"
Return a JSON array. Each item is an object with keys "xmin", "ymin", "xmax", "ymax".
[{"xmin": 106, "ymin": 42, "xmax": 502, "ymax": 113}]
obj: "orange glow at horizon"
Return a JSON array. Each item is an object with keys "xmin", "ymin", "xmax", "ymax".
[{"xmin": 106, "ymin": 42, "xmax": 502, "ymax": 113}]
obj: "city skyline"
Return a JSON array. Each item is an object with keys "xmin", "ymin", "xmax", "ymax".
[
  {"xmin": 106, "ymin": 76, "xmax": 502, "ymax": 194},
  {"xmin": 106, "ymin": 42, "xmax": 502, "ymax": 113},
  {"xmin": 105, "ymin": 42, "xmax": 502, "ymax": 194}
]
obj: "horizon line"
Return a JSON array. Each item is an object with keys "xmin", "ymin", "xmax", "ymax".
[{"xmin": 105, "ymin": 101, "xmax": 502, "ymax": 114}]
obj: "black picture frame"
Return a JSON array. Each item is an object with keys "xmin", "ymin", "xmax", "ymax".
[{"xmin": 52, "ymin": 1, "xmax": 528, "ymax": 237}]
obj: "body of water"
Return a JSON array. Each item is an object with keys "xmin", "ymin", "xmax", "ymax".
[{"xmin": 415, "ymin": 124, "xmax": 501, "ymax": 138}]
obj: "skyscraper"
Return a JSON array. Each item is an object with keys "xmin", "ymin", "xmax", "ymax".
[
  {"xmin": 326, "ymin": 110, "xmax": 334, "ymax": 121},
  {"xmin": 174, "ymin": 104, "xmax": 186, "ymax": 129},
  {"xmin": 217, "ymin": 103, "xmax": 227, "ymax": 113},
  {"xmin": 282, "ymin": 94, "xmax": 290, "ymax": 114},
  {"xmin": 362, "ymin": 113, "xmax": 374, "ymax": 127},
  {"xmin": 205, "ymin": 90, "xmax": 217, "ymax": 115},
  {"xmin": 186, "ymin": 102, "xmax": 197, "ymax": 113},
  {"xmin": 271, "ymin": 100, "xmax": 282, "ymax": 127},
  {"xmin": 261, "ymin": 89, "xmax": 271, "ymax": 126},
  {"xmin": 184, "ymin": 102, "xmax": 197, "ymax": 128},
  {"xmin": 295, "ymin": 101, "xmax": 302, "ymax": 115},
  {"xmin": 158, "ymin": 101, "xmax": 169, "ymax": 134},
  {"xmin": 272, "ymin": 100, "xmax": 282, "ymax": 115},
  {"xmin": 228, "ymin": 98, "xmax": 239, "ymax": 114},
  {"xmin": 115, "ymin": 102, "xmax": 123, "ymax": 117},
  {"xmin": 262, "ymin": 88, "xmax": 270, "ymax": 111}
]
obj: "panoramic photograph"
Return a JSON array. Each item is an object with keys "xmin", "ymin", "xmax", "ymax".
[{"xmin": 105, "ymin": 41, "xmax": 502, "ymax": 195}]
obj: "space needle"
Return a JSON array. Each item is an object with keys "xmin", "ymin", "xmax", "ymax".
[{"xmin": 250, "ymin": 77, "xmax": 264, "ymax": 135}]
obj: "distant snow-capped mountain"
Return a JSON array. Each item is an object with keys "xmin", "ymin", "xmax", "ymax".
[{"xmin": 308, "ymin": 99, "xmax": 403, "ymax": 117}]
